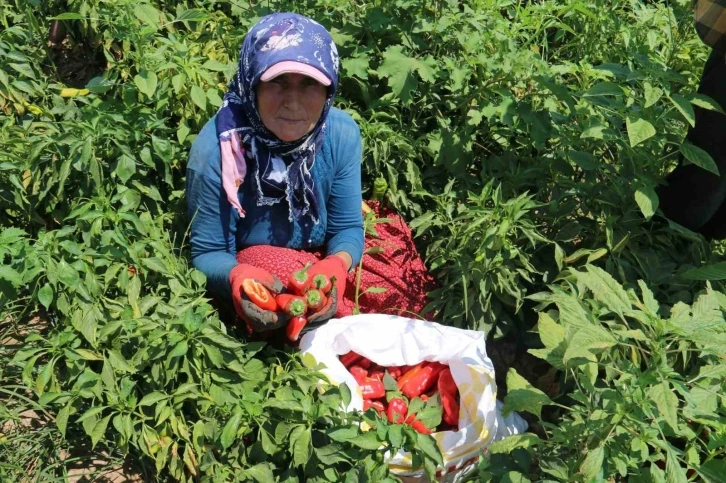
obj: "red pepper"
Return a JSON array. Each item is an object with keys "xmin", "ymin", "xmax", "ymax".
[
  {"xmin": 339, "ymin": 351, "xmax": 363, "ymax": 368},
  {"xmin": 306, "ymin": 289, "xmax": 326, "ymax": 311},
  {"xmin": 349, "ymin": 365, "xmax": 368, "ymax": 385},
  {"xmin": 386, "ymin": 398, "xmax": 408, "ymax": 424},
  {"xmin": 359, "ymin": 378, "xmax": 385, "ymax": 399},
  {"xmin": 363, "ymin": 400, "xmax": 385, "ymax": 415},
  {"xmin": 285, "ymin": 315, "xmax": 308, "ymax": 341},
  {"xmin": 311, "ymin": 273, "xmax": 332, "ymax": 294},
  {"xmin": 241, "ymin": 279, "xmax": 277, "ymax": 311},
  {"xmin": 438, "ymin": 368, "xmax": 460, "ymax": 427},
  {"xmin": 288, "ymin": 266, "xmax": 310, "ymax": 295},
  {"xmin": 275, "ymin": 294, "xmax": 307, "ymax": 316},
  {"xmin": 368, "ymin": 370, "xmax": 385, "ymax": 381},
  {"xmin": 357, "ymin": 356, "xmax": 372, "ymax": 370},
  {"xmin": 420, "ymin": 394, "xmax": 428, "ymax": 402},
  {"xmin": 396, "ymin": 362, "xmax": 425, "ymax": 390},
  {"xmin": 401, "ymin": 363, "xmax": 446, "ymax": 399},
  {"xmin": 411, "ymin": 419, "xmax": 434, "ymax": 434},
  {"xmin": 388, "ymin": 366, "xmax": 403, "ymax": 380}
]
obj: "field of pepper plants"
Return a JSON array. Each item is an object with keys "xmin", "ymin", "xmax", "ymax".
[{"xmin": 1, "ymin": 0, "xmax": 726, "ymax": 481}]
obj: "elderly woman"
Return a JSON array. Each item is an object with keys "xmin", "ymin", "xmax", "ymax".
[{"xmin": 187, "ymin": 13, "xmax": 432, "ymax": 336}]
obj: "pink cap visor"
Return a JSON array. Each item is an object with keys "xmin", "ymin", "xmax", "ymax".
[{"xmin": 260, "ymin": 61, "xmax": 331, "ymax": 86}]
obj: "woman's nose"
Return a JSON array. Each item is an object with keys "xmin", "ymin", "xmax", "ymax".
[{"xmin": 282, "ymin": 85, "xmax": 304, "ymax": 108}]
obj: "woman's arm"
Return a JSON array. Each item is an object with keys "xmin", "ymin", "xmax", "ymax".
[
  {"xmin": 324, "ymin": 112, "xmax": 364, "ymax": 270},
  {"xmin": 186, "ymin": 123, "xmax": 239, "ymax": 301}
]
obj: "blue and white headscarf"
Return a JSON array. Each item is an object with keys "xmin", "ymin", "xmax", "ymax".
[{"xmin": 216, "ymin": 12, "xmax": 340, "ymax": 224}]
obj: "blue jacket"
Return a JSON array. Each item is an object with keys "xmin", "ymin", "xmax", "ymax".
[{"xmin": 186, "ymin": 107, "xmax": 364, "ymax": 302}]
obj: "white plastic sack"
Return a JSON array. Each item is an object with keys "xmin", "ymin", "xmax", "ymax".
[{"xmin": 299, "ymin": 314, "xmax": 528, "ymax": 481}]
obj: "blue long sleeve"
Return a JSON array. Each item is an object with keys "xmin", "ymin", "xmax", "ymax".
[
  {"xmin": 324, "ymin": 115, "xmax": 364, "ymax": 266},
  {"xmin": 186, "ymin": 107, "xmax": 364, "ymax": 305}
]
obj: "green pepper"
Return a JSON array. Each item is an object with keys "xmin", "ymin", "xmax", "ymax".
[{"xmin": 370, "ymin": 176, "xmax": 388, "ymax": 201}]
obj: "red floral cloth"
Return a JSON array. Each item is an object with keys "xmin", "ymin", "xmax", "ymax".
[{"xmin": 236, "ymin": 201, "xmax": 435, "ymax": 318}]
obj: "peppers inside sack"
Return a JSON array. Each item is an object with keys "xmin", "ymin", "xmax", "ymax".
[{"xmin": 241, "ymin": 279, "xmax": 277, "ymax": 311}]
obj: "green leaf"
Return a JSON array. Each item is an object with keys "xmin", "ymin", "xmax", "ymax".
[
  {"xmin": 77, "ymin": 405, "xmax": 107, "ymax": 423},
  {"xmin": 133, "ymin": 4, "xmax": 162, "ymax": 28},
  {"xmin": 416, "ymin": 432, "xmax": 444, "ymax": 467},
  {"xmin": 669, "ymin": 94, "xmax": 696, "ymax": 127},
  {"xmin": 576, "ymin": 265, "xmax": 632, "ymax": 316},
  {"xmin": 680, "ymin": 142, "xmax": 719, "ymax": 175},
  {"xmin": 327, "ymin": 426, "xmax": 360, "ymax": 442},
  {"xmin": 74, "ymin": 349, "xmax": 103, "ymax": 361},
  {"xmin": 649, "ymin": 381, "xmax": 679, "ymax": 432},
  {"xmin": 177, "ymin": 120, "xmax": 191, "ymax": 144},
  {"xmin": 242, "ymin": 463, "xmax": 275, "ymax": 483},
  {"xmin": 690, "ymin": 94, "xmax": 725, "ymax": 114},
  {"xmin": 635, "ymin": 186, "xmax": 659, "ymax": 220},
  {"xmin": 487, "ymin": 433, "xmax": 541, "ymax": 454},
  {"xmin": 134, "ymin": 70, "xmax": 158, "ymax": 98},
  {"xmin": 202, "ymin": 330, "xmax": 244, "ymax": 349},
  {"xmin": 665, "ymin": 446, "xmax": 688, "ymax": 483},
  {"xmin": 107, "ymin": 349, "xmax": 136, "ymax": 373},
  {"xmin": 529, "ymin": 306, "xmax": 568, "ymax": 371},
  {"xmin": 90, "ymin": 414, "xmax": 111, "ymax": 448},
  {"xmin": 583, "ymin": 82, "xmax": 623, "ymax": 97},
  {"xmin": 38, "ymin": 284, "xmax": 53, "ymax": 309},
  {"xmin": 377, "ymin": 45, "xmax": 435, "ymax": 105},
  {"xmin": 643, "ymin": 82, "xmax": 663, "ymax": 108},
  {"xmin": 293, "ymin": 426, "xmax": 311, "ymax": 468},
  {"xmin": 139, "ymin": 392, "xmax": 168, "ymax": 407},
  {"xmin": 503, "ymin": 369, "xmax": 552, "ymax": 418},
  {"xmin": 116, "ymin": 155, "xmax": 136, "ymax": 183},
  {"xmin": 500, "ymin": 472, "xmax": 531, "ymax": 483},
  {"xmin": 683, "ymin": 262, "xmax": 726, "ymax": 281},
  {"xmin": 169, "ymin": 340, "xmax": 189, "ymax": 359},
  {"xmin": 51, "ymin": 12, "xmax": 85, "ymax": 20},
  {"xmin": 343, "ymin": 55, "xmax": 369, "ymax": 79},
  {"xmin": 264, "ymin": 399, "xmax": 305, "ymax": 412},
  {"xmin": 176, "ymin": 9, "xmax": 210, "ymax": 22},
  {"xmin": 202, "ymin": 59, "xmax": 228, "ymax": 72},
  {"xmin": 347, "ymin": 431, "xmax": 382, "ymax": 450},
  {"xmin": 339, "ymin": 382, "xmax": 351, "ymax": 409},
  {"xmin": 56, "ymin": 403, "xmax": 71, "ymax": 438},
  {"xmin": 220, "ymin": 407, "xmax": 243, "ymax": 450},
  {"xmin": 57, "ymin": 259, "xmax": 80, "ymax": 287},
  {"xmin": 626, "ymin": 117, "xmax": 656, "ymax": 147},
  {"xmin": 567, "ymin": 151, "xmax": 598, "ymax": 170},
  {"xmin": 190, "ymin": 85, "xmax": 207, "ymax": 110},
  {"xmin": 699, "ymin": 459, "xmax": 726, "ymax": 482},
  {"xmin": 388, "ymin": 424, "xmax": 404, "ymax": 448},
  {"xmin": 579, "ymin": 445, "xmax": 604, "ymax": 481}
]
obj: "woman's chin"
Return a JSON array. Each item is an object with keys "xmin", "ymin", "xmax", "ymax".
[{"xmin": 274, "ymin": 129, "xmax": 310, "ymax": 143}]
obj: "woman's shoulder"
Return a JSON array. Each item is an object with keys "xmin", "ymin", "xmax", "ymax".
[
  {"xmin": 187, "ymin": 115, "xmax": 221, "ymax": 178},
  {"xmin": 326, "ymin": 107, "xmax": 361, "ymax": 139}
]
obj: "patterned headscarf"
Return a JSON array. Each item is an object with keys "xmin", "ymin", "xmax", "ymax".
[{"xmin": 216, "ymin": 13, "xmax": 340, "ymax": 223}]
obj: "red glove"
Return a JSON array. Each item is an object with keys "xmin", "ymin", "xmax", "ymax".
[
  {"xmin": 307, "ymin": 255, "xmax": 349, "ymax": 315},
  {"xmin": 229, "ymin": 264, "xmax": 286, "ymax": 332}
]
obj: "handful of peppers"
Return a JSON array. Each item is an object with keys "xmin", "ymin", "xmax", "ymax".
[
  {"xmin": 339, "ymin": 351, "xmax": 461, "ymax": 434},
  {"xmin": 241, "ymin": 265, "xmax": 337, "ymax": 341}
]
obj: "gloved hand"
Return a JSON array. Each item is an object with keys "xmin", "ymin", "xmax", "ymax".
[
  {"xmin": 306, "ymin": 255, "xmax": 349, "ymax": 318},
  {"xmin": 229, "ymin": 264, "xmax": 286, "ymax": 332}
]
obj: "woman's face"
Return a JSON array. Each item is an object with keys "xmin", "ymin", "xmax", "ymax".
[{"xmin": 256, "ymin": 73, "xmax": 328, "ymax": 142}]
